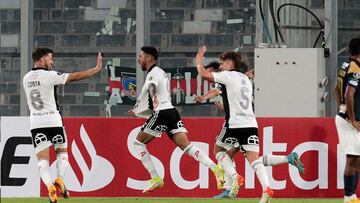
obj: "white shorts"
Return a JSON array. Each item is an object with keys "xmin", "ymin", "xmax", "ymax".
[{"xmin": 335, "ymin": 115, "xmax": 360, "ymax": 155}]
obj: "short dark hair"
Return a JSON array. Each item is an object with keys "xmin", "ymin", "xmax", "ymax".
[
  {"xmin": 141, "ymin": 46, "xmax": 158, "ymax": 60},
  {"xmin": 32, "ymin": 48, "xmax": 53, "ymax": 62},
  {"xmin": 205, "ymin": 61, "xmax": 220, "ymax": 70},
  {"xmin": 219, "ymin": 51, "xmax": 243, "ymax": 71},
  {"xmin": 349, "ymin": 38, "xmax": 360, "ymax": 56}
]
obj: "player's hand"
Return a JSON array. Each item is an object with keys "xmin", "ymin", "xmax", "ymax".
[
  {"xmin": 214, "ymin": 101, "xmax": 224, "ymax": 111},
  {"xmin": 195, "ymin": 46, "xmax": 207, "ymax": 67},
  {"xmin": 194, "ymin": 96, "xmax": 203, "ymax": 103},
  {"xmin": 96, "ymin": 52, "xmax": 103, "ymax": 70},
  {"xmin": 128, "ymin": 109, "xmax": 136, "ymax": 117},
  {"xmin": 153, "ymin": 94, "xmax": 159, "ymax": 110},
  {"xmin": 245, "ymin": 69, "xmax": 254, "ymax": 79},
  {"xmin": 351, "ymin": 121, "xmax": 360, "ymax": 132}
]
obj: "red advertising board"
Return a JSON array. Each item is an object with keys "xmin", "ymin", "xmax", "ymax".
[{"xmin": 40, "ymin": 117, "xmax": 341, "ymax": 198}]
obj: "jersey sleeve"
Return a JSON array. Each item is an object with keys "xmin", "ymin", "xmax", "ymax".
[
  {"xmin": 49, "ymin": 71, "xmax": 69, "ymax": 85},
  {"xmin": 348, "ymin": 72, "xmax": 360, "ymax": 88},
  {"xmin": 213, "ymin": 71, "xmax": 231, "ymax": 85},
  {"xmin": 146, "ymin": 71, "xmax": 160, "ymax": 87}
]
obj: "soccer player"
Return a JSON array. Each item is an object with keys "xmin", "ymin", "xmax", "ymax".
[
  {"xmin": 195, "ymin": 59, "xmax": 304, "ymax": 199},
  {"xmin": 194, "ymin": 61, "xmax": 222, "ymax": 104},
  {"xmin": 128, "ymin": 46, "xmax": 224, "ymax": 193},
  {"xmin": 195, "ymin": 46, "xmax": 272, "ymax": 202},
  {"xmin": 23, "ymin": 48, "xmax": 103, "ymax": 203},
  {"xmin": 335, "ymin": 38, "xmax": 360, "ymax": 203}
]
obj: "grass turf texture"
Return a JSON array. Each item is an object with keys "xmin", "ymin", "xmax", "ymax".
[{"xmin": 1, "ymin": 198, "xmax": 343, "ymax": 203}]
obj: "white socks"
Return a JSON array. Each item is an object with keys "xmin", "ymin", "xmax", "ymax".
[
  {"xmin": 261, "ymin": 154, "xmax": 288, "ymax": 166},
  {"xmin": 251, "ymin": 159, "xmax": 270, "ymax": 191},
  {"xmin": 183, "ymin": 144, "xmax": 216, "ymax": 171},
  {"xmin": 38, "ymin": 159, "xmax": 52, "ymax": 188},
  {"xmin": 56, "ymin": 152, "xmax": 69, "ymax": 180},
  {"xmin": 133, "ymin": 140, "xmax": 158, "ymax": 178},
  {"xmin": 216, "ymin": 152, "xmax": 238, "ymax": 189}
]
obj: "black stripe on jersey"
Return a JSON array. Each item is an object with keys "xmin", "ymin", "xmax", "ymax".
[
  {"xmin": 220, "ymin": 83, "xmax": 230, "ymax": 127},
  {"xmin": 54, "ymin": 85, "xmax": 61, "ymax": 112},
  {"xmin": 148, "ymin": 90, "xmax": 154, "ymax": 110}
]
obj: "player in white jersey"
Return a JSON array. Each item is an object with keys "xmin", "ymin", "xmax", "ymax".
[
  {"xmin": 195, "ymin": 46, "xmax": 272, "ymax": 202},
  {"xmin": 23, "ymin": 48, "xmax": 102, "ymax": 203},
  {"xmin": 196, "ymin": 61, "xmax": 304, "ymax": 199},
  {"xmin": 128, "ymin": 46, "xmax": 224, "ymax": 194}
]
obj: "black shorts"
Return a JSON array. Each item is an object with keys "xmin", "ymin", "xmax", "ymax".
[
  {"xmin": 30, "ymin": 127, "xmax": 67, "ymax": 153},
  {"xmin": 141, "ymin": 108, "xmax": 188, "ymax": 139},
  {"xmin": 215, "ymin": 126, "xmax": 259, "ymax": 153}
]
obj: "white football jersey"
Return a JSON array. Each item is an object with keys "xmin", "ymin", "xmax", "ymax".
[
  {"xmin": 23, "ymin": 68, "xmax": 69, "ymax": 129},
  {"xmin": 133, "ymin": 65, "xmax": 173, "ymax": 116},
  {"xmin": 213, "ymin": 70, "xmax": 257, "ymax": 128}
]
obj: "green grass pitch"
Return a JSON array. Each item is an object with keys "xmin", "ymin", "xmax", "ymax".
[{"xmin": 0, "ymin": 197, "xmax": 342, "ymax": 203}]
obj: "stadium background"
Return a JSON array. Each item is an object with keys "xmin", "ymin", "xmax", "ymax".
[{"xmin": 1, "ymin": 0, "xmax": 360, "ymax": 201}]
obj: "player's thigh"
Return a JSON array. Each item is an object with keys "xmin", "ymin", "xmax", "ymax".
[
  {"xmin": 36, "ymin": 147, "xmax": 50, "ymax": 160},
  {"xmin": 172, "ymin": 132, "xmax": 191, "ymax": 150},
  {"xmin": 136, "ymin": 130, "xmax": 156, "ymax": 144},
  {"xmin": 245, "ymin": 151, "xmax": 260, "ymax": 164}
]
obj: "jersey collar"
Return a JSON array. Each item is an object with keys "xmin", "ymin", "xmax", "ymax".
[
  {"xmin": 32, "ymin": 67, "xmax": 48, "ymax": 71},
  {"xmin": 147, "ymin": 64, "xmax": 157, "ymax": 73}
]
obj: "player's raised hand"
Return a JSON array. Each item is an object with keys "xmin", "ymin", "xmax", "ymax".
[
  {"xmin": 195, "ymin": 46, "xmax": 207, "ymax": 66},
  {"xmin": 96, "ymin": 52, "xmax": 103, "ymax": 70}
]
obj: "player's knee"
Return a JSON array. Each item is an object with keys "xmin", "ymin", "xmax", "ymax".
[
  {"xmin": 133, "ymin": 139, "xmax": 147, "ymax": 151},
  {"xmin": 215, "ymin": 151, "xmax": 227, "ymax": 161},
  {"xmin": 38, "ymin": 159, "xmax": 49, "ymax": 169},
  {"xmin": 250, "ymin": 159, "xmax": 262, "ymax": 170},
  {"xmin": 56, "ymin": 152, "xmax": 69, "ymax": 162}
]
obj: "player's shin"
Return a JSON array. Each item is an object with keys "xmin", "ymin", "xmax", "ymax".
[
  {"xmin": 134, "ymin": 140, "xmax": 158, "ymax": 178},
  {"xmin": 183, "ymin": 143, "xmax": 216, "ymax": 169},
  {"xmin": 56, "ymin": 152, "xmax": 69, "ymax": 179},
  {"xmin": 251, "ymin": 159, "xmax": 270, "ymax": 191},
  {"xmin": 38, "ymin": 159, "xmax": 53, "ymax": 188},
  {"xmin": 261, "ymin": 154, "xmax": 288, "ymax": 166},
  {"xmin": 216, "ymin": 151, "xmax": 237, "ymax": 177}
]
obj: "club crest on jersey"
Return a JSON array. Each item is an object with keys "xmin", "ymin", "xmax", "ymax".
[
  {"xmin": 353, "ymin": 72, "xmax": 360, "ymax": 79},
  {"xmin": 149, "ymin": 76, "xmax": 153, "ymax": 81}
]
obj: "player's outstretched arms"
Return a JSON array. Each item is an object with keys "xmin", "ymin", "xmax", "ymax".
[
  {"xmin": 195, "ymin": 46, "xmax": 214, "ymax": 82},
  {"xmin": 66, "ymin": 52, "xmax": 103, "ymax": 83},
  {"xmin": 194, "ymin": 88, "xmax": 222, "ymax": 103}
]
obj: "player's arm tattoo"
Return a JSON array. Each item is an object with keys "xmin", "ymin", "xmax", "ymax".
[{"xmin": 148, "ymin": 83, "xmax": 157, "ymax": 98}]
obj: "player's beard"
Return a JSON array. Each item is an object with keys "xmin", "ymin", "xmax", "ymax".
[{"xmin": 45, "ymin": 63, "xmax": 52, "ymax": 70}]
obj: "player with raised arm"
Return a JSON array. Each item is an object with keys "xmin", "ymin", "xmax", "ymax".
[
  {"xmin": 128, "ymin": 46, "xmax": 224, "ymax": 194},
  {"xmin": 196, "ymin": 61, "xmax": 304, "ymax": 199},
  {"xmin": 195, "ymin": 46, "xmax": 273, "ymax": 202},
  {"xmin": 23, "ymin": 48, "xmax": 102, "ymax": 203}
]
